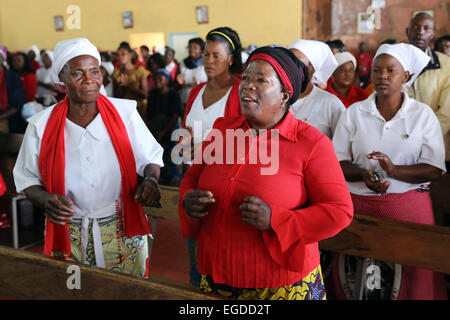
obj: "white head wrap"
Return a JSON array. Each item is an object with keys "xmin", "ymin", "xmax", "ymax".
[
  {"xmin": 288, "ymin": 39, "xmax": 338, "ymax": 84},
  {"xmin": 27, "ymin": 44, "xmax": 40, "ymax": 60},
  {"xmin": 334, "ymin": 52, "xmax": 357, "ymax": 71},
  {"xmin": 373, "ymin": 43, "xmax": 430, "ymax": 87},
  {"xmin": 100, "ymin": 61, "xmax": 115, "ymax": 76},
  {"xmin": 53, "ymin": 38, "xmax": 101, "ymax": 79},
  {"xmin": 43, "ymin": 50, "xmax": 54, "ymax": 63}
]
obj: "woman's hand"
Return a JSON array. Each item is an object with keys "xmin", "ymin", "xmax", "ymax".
[
  {"xmin": 183, "ymin": 190, "xmax": 215, "ymax": 218},
  {"xmin": 44, "ymin": 193, "xmax": 75, "ymax": 226},
  {"xmin": 362, "ymin": 170, "xmax": 390, "ymax": 194},
  {"xmin": 135, "ymin": 178, "xmax": 161, "ymax": 207},
  {"xmin": 240, "ymin": 196, "xmax": 272, "ymax": 231},
  {"xmin": 367, "ymin": 151, "xmax": 397, "ymax": 177}
]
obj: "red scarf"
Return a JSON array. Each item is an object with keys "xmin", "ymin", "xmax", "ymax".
[{"xmin": 39, "ymin": 94, "xmax": 151, "ymax": 258}]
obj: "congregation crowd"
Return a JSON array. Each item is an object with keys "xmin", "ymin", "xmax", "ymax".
[{"xmin": 1, "ymin": 11, "xmax": 449, "ymax": 300}]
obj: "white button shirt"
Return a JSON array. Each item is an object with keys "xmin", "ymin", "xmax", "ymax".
[
  {"xmin": 13, "ymin": 97, "xmax": 164, "ymax": 267},
  {"xmin": 332, "ymin": 92, "xmax": 446, "ymax": 196},
  {"xmin": 289, "ymin": 85, "xmax": 346, "ymax": 139}
]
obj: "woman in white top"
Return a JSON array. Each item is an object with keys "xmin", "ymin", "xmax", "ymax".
[
  {"xmin": 331, "ymin": 43, "xmax": 447, "ymax": 300},
  {"xmin": 13, "ymin": 38, "xmax": 164, "ymax": 277},
  {"xmin": 287, "ymin": 39, "xmax": 346, "ymax": 139},
  {"xmin": 180, "ymin": 27, "xmax": 243, "ymax": 287},
  {"xmin": 35, "ymin": 50, "xmax": 59, "ymax": 106},
  {"xmin": 181, "ymin": 27, "xmax": 244, "ymax": 163},
  {"xmin": 176, "ymin": 38, "xmax": 208, "ymax": 106}
]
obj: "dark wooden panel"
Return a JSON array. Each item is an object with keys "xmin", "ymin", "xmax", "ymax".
[
  {"xmin": 146, "ymin": 187, "xmax": 450, "ymax": 275},
  {"xmin": 319, "ymin": 215, "xmax": 450, "ymax": 274},
  {"xmin": 0, "ymin": 246, "xmax": 219, "ymax": 300}
]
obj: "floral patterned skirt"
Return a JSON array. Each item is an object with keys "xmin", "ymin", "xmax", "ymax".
[
  {"xmin": 67, "ymin": 214, "xmax": 148, "ymax": 277},
  {"xmin": 200, "ymin": 265, "xmax": 327, "ymax": 300}
]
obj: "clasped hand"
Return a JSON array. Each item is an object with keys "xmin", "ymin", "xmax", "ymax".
[
  {"xmin": 183, "ymin": 190, "xmax": 272, "ymax": 231},
  {"xmin": 363, "ymin": 151, "xmax": 397, "ymax": 193}
]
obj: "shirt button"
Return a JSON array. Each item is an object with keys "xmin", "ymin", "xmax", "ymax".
[
  {"xmin": 216, "ymin": 224, "xmax": 220, "ymax": 229},
  {"xmin": 229, "ymin": 177, "xmax": 234, "ymax": 181}
]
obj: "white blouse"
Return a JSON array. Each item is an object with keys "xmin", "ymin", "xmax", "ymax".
[
  {"xmin": 13, "ymin": 97, "xmax": 164, "ymax": 267},
  {"xmin": 289, "ymin": 85, "xmax": 346, "ymax": 139},
  {"xmin": 13, "ymin": 97, "xmax": 164, "ymax": 215},
  {"xmin": 185, "ymin": 85, "xmax": 231, "ymax": 145},
  {"xmin": 179, "ymin": 61, "xmax": 208, "ymax": 104},
  {"xmin": 332, "ymin": 92, "xmax": 446, "ymax": 196}
]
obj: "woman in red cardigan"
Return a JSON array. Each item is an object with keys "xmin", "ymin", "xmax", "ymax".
[
  {"xmin": 178, "ymin": 46, "xmax": 353, "ymax": 300},
  {"xmin": 181, "ymin": 27, "xmax": 244, "ymax": 286}
]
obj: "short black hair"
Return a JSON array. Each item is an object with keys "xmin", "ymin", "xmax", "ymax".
[
  {"xmin": 188, "ymin": 37, "xmax": 205, "ymax": 51},
  {"xmin": 147, "ymin": 52, "xmax": 166, "ymax": 70},
  {"xmin": 11, "ymin": 51, "xmax": 33, "ymax": 74},
  {"xmin": 380, "ymin": 38, "xmax": 397, "ymax": 45},
  {"xmin": 118, "ymin": 41, "xmax": 133, "ymax": 53},
  {"xmin": 206, "ymin": 26, "xmax": 243, "ymax": 75},
  {"xmin": 435, "ymin": 34, "xmax": 450, "ymax": 51},
  {"xmin": 325, "ymin": 39, "xmax": 347, "ymax": 52},
  {"xmin": 100, "ymin": 51, "xmax": 111, "ymax": 61},
  {"xmin": 140, "ymin": 45, "xmax": 149, "ymax": 51}
]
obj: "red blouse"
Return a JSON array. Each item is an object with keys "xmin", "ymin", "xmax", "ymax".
[
  {"xmin": 178, "ymin": 112, "xmax": 353, "ymax": 288},
  {"xmin": 21, "ymin": 72, "xmax": 37, "ymax": 102},
  {"xmin": 325, "ymin": 82, "xmax": 369, "ymax": 108}
]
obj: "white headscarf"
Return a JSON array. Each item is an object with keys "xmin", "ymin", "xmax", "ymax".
[
  {"xmin": 53, "ymin": 38, "xmax": 101, "ymax": 79},
  {"xmin": 27, "ymin": 44, "xmax": 40, "ymax": 60},
  {"xmin": 288, "ymin": 39, "xmax": 338, "ymax": 84},
  {"xmin": 100, "ymin": 61, "xmax": 115, "ymax": 76},
  {"xmin": 334, "ymin": 52, "xmax": 357, "ymax": 71},
  {"xmin": 373, "ymin": 43, "xmax": 430, "ymax": 87},
  {"xmin": 43, "ymin": 50, "xmax": 54, "ymax": 63}
]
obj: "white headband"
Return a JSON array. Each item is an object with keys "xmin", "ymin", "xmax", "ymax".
[
  {"xmin": 53, "ymin": 38, "xmax": 101, "ymax": 79},
  {"xmin": 374, "ymin": 43, "xmax": 430, "ymax": 87},
  {"xmin": 288, "ymin": 39, "xmax": 338, "ymax": 84}
]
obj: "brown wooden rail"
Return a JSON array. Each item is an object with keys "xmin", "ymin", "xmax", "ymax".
[
  {"xmin": 0, "ymin": 246, "xmax": 219, "ymax": 300},
  {"xmin": 145, "ymin": 186, "xmax": 450, "ymax": 275}
]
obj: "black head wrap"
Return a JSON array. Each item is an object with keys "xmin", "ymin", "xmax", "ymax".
[{"xmin": 245, "ymin": 46, "xmax": 309, "ymax": 106}]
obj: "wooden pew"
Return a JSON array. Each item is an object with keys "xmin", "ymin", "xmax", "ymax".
[
  {"xmin": 0, "ymin": 246, "xmax": 219, "ymax": 300},
  {"xmin": 146, "ymin": 186, "xmax": 450, "ymax": 275}
]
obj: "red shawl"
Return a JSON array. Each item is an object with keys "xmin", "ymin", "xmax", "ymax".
[
  {"xmin": 182, "ymin": 79, "xmax": 242, "ymax": 127},
  {"xmin": 39, "ymin": 94, "xmax": 151, "ymax": 258}
]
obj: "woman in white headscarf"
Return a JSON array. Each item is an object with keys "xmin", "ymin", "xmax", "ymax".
[
  {"xmin": 35, "ymin": 50, "xmax": 60, "ymax": 106},
  {"xmin": 288, "ymin": 39, "xmax": 346, "ymax": 139},
  {"xmin": 325, "ymin": 51, "xmax": 369, "ymax": 108},
  {"xmin": 13, "ymin": 38, "xmax": 164, "ymax": 277},
  {"xmin": 331, "ymin": 43, "xmax": 447, "ymax": 300}
]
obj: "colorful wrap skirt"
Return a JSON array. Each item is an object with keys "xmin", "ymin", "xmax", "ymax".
[
  {"xmin": 66, "ymin": 214, "xmax": 148, "ymax": 277},
  {"xmin": 200, "ymin": 265, "xmax": 326, "ymax": 300}
]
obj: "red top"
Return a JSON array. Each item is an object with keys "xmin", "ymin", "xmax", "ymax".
[
  {"xmin": 30, "ymin": 60, "xmax": 41, "ymax": 73},
  {"xmin": 0, "ymin": 69, "xmax": 8, "ymax": 111},
  {"xmin": 178, "ymin": 112, "xmax": 353, "ymax": 288},
  {"xmin": 356, "ymin": 53, "xmax": 373, "ymax": 76},
  {"xmin": 21, "ymin": 72, "xmax": 37, "ymax": 102},
  {"xmin": 325, "ymin": 82, "xmax": 369, "ymax": 108},
  {"xmin": 182, "ymin": 79, "xmax": 242, "ymax": 128}
]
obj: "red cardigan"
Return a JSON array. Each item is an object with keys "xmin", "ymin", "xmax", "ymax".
[
  {"xmin": 182, "ymin": 79, "xmax": 242, "ymax": 128},
  {"xmin": 178, "ymin": 112, "xmax": 353, "ymax": 288}
]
